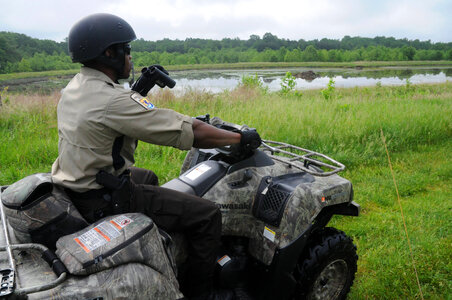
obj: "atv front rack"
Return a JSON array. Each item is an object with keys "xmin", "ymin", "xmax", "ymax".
[{"xmin": 260, "ymin": 140, "xmax": 345, "ymax": 176}]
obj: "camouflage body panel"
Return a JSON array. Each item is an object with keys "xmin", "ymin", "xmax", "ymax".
[
  {"xmin": 277, "ymin": 172, "xmax": 352, "ymax": 249},
  {"xmin": 29, "ymin": 263, "xmax": 182, "ymax": 300},
  {"xmin": 1, "ymin": 174, "xmax": 86, "ymax": 244},
  {"xmin": 0, "ymin": 208, "xmax": 183, "ymax": 299},
  {"xmin": 202, "ymin": 160, "xmax": 293, "ymax": 264},
  {"xmin": 56, "ymin": 213, "xmax": 179, "ymax": 291},
  {"xmin": 1, "ymin": 173, "xmax": 52, "ymax": 207},
  {"xmin": 180, "ymin": 147, "xmax": 198, "ymax": 175},
  {"xmin": 203, "ymin": 156, "xmax": 352, "ymax": 265}
]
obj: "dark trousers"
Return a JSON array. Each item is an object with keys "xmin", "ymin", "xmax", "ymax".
[
  {"xmin": 129, "ymin": 167, "xmax": 221, "ymax": 296},
  {"xmin": 71, "ymin": 167, "xmax": 221, "ymax": 297}
]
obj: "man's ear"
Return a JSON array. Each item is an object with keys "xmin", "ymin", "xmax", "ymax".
[{"xmin": 104, "ymin": 47, "xmax": 115, "ymax": 58}]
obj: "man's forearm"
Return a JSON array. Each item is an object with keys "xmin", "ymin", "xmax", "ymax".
[{"xmin": 192, "ymin": 119, "xmax": 241, "ymax": 148}]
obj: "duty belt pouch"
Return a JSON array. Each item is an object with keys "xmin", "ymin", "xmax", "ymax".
[
  {"xmin": 1, "ymin": 173, "xmax": 89, "ymax": 250},
  {"xmin": 55, "ymin": 213, "xmax": 179, "ymax": 291},
  {"xmin": 96, "ymin": 170, "xmax": 131, "ymax": 214}
]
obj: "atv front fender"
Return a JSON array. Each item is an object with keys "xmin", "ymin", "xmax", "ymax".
[
  {"xmin": 331, "ymin": 201, "xmax": 360, "ymax": 217},
  {"xmin": 255, "ymin": 201, "xmax": 360, "ymax": 300}
]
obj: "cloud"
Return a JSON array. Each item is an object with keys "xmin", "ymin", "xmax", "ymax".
[
  {"xmin": 0, "ymin": 0, "xmax": 450, "ymax": 42},
  {"xmin": 0, "ymin": 0, "xmax": 119, "ymax": 41}
]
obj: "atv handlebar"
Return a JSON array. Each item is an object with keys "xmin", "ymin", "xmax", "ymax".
[{"xmin": 212, "ymin": 122, "xmax": 260, "ymax": 159}]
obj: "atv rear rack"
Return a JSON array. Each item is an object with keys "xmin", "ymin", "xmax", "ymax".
[
  {"xmin": 0, "ymin": 243, "xmax": 67, "ymax": 296},
  {"xmin": 260, "ymin": 140, "xmax": 345, "ymax": 176},
  {"xmin": 0, "ymin": 186, "xmax": 67, "ymax": 297}
]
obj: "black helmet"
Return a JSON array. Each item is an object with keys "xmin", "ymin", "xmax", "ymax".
[{"xmin": 68, "ymin": 13, "xmax": 136, "ymax": 63}]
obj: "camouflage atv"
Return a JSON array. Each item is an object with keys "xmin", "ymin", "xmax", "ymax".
[{"xmin": 0, "ymin": 117, "xmax": 359, "ymax": 300}]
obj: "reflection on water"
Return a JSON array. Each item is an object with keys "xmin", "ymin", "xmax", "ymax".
[
  {"xmin": 168, "ymin": 67, "xmax": 452, "ymax": 93},
  {"xmin": 2, "ymin": 66, "xmax": 451, "ymax": 94},
  {"xmin": 445, "ymin": 68, "xmax": 452, "ymax": 77}
]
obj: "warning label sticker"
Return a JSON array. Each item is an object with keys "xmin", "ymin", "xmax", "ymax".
[
  {"xmin": 185, "ymin": 164, "xmax": 211, "ymax": 181},
  {"xmin": 74, "ymin": 227, "xmax": 109, "ymax": 253},
  {"xmin": 111, "ymin": 215, "xmax": 133, "ymax": 229},
  {"xmin": 217, "ymin": 255, "xmax": 231, "ymax": 267},
  {"xmin": 74, "ymin": 216, "xmax": 133, "ymax": 253},
  {"xmin": 97, "ymin": 222, "xmax": 121, "ymax": 240},
  {"xmin": 263, "ymin": 226, "xmax": 276, "ymax": 242}
]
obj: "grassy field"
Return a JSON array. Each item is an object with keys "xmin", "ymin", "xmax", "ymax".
[{"xmin": 0, "ymin": 80, "xmax": 451, "ymax": 299}]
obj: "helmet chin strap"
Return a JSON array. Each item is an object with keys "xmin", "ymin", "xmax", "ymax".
[{"xmin": 129, "ymin": 62, "xmax": 135, "ymax": 87}]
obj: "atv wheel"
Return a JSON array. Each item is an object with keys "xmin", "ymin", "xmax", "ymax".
[{"xmin": 294, "ymin": 227, "xmax": 358, "ymax": 300}]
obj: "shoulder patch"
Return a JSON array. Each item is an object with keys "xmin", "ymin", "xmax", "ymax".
[{"xmin": 130, "ymin": 93, "xmax": 155, "ymax": 110}]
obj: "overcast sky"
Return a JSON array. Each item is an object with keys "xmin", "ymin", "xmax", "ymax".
[{"xmin": 0, "ymin": 0, "xmax": 451, "ymax": 43}]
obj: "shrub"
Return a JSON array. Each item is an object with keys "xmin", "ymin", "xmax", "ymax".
[
  {"xmin": 240, "ymin": 73, "xmax": 263, "ymax": 89},
  {"xmin": 0, "ymin": 86, "xmax": 9, "ymax": 106},
  {"xmin": 280, "ymin": 71, "xmax": 297, "ymax": 95},
  {"xmin": 239, "ymin": 73, "xmax": 268, "ymax": 94},
  {"xmin": 321, "ymin": 78, "xmax": 336, "ymax": 100}
]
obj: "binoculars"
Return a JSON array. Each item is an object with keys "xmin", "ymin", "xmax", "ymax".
[{"xmin": 131, "ymin": 65, "xmax": 176, "ymax": 96}]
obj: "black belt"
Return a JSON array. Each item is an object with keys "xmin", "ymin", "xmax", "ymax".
[
  {"xmin": 65, "ymin": 187, "xmax": 113, "ymax": 223},
  {"xmin": 65, "ymin": 187, "xmax": 111, "ymax": 200}
]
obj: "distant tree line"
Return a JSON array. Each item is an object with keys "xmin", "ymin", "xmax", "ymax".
[
  {"xmin": 132, "ymin": 34, "xmax": 452, "ymax": 53},
  {"xmin": 131, "ymin": 46, "xmax": 451, "ymax": 67},
  {"xmin": 0, "ymin": 32, "xmax": 69, "ymax": 73},
  {"xmin": 1, "ymin": 31, "xmax": 451, "ymax": 74}
]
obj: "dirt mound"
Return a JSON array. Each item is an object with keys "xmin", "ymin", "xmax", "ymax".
[{"xmin": 294, "ymin": 70, "xmax": 317, "ymax": 81}]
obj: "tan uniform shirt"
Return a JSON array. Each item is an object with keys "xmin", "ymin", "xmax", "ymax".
[{"xmin": 51, "ymin": 67, "xmax": 194, "ymax": 192}]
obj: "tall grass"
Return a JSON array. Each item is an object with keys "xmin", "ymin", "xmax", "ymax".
[
  {"xmin": 146, "ymin": 82, "xmax": 452, "ymax": 173},
  {"xmin": 0, "ymin": 82, "xmax": 451, "ymax": 298},
  {"xmin": 0, "ymin": 93, "xmax": 59, "ymax": 182}
]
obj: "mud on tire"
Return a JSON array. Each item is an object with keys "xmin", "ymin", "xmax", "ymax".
[{"xmin": 294, "ymin": 227, "xmax": 358, "ymax": 300}]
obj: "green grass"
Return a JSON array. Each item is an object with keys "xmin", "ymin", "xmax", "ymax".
[
  {"xmin": 0, "ymin": 69, "xmax": 79, "ymax": 82},
  {"xmin": 332, "ymin": 142, "xmax": 451, "ymax": 299},
  {"xmin": 0, "ymin": 81, "xmax": 451, "ymax": 299}
]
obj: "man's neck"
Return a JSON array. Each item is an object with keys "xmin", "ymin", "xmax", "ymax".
[
  {"xmin": 84, "ymin": 63, "xmax": 118, "ymax": 82},
  {"xmin": 94, "ymin": 66, "xmax": 118, "ymax": 83}
]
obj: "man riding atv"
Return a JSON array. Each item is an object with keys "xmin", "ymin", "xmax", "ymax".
[{"xmin": 52, "ymin": 13, "xmax": 261, "ymax": 300}]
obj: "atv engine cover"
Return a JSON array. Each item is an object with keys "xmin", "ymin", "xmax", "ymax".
[{"xmin": 202, "ymin": 158, "xmax": 353, "ymax": 265}]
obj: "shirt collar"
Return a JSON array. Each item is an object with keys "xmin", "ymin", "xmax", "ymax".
[{"xmin": 80, "ymin": 66, "xmax": 118, "ymax": 86}]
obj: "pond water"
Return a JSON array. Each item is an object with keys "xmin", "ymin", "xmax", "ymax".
[
  {"xmin": 2, "ymin": 66, "xmax": 451, "ymax": 94},
  {"xmin": 167, "ymin": 67, "xmax": 452, "ymax": 93}
]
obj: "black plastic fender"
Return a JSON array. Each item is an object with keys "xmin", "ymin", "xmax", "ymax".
[
  {"xmin": 256, "ymin": 201, "xmax": 360, "ymax": 300},
  {"xmin": 257, "ymin": 225, "xmax": 314, "ymax": 300}
]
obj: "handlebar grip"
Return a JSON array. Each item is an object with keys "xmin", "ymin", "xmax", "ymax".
[{"xmin": 42, "ymin": 249, "xmax": 68, "ymax": 277}]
